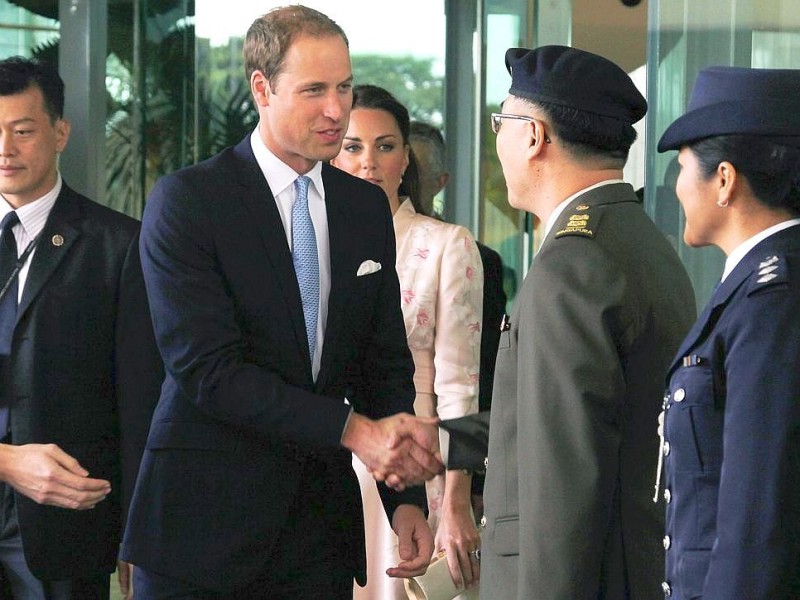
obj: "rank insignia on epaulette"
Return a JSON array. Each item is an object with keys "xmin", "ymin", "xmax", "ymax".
[
  {"xmin": 555, "ymin": 213, "xmax": 593, "ymax": 238},
  {"xmin": 759, "ymin": 255, "xmax": 778, "ymax": 268},
  {"xmin": 575, "ymin": 204, "xmax": 590, "ymax": 211},
  {"xmin": 749, "ymin": 254, "xmax": 788, "ymax": 294}
]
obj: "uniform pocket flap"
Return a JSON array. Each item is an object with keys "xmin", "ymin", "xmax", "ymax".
[{"xmin": 493, "ymin": 515, "xmax": 519, "ymax": 556}]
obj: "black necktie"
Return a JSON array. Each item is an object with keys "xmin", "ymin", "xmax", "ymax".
[{"xmin": 0, "ymin": 211, "xmax": 20, "ymax": 435}]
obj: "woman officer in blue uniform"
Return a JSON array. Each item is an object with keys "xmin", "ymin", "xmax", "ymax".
[{"xmin": 655, "ymin": 66, "xmax": 800, "ymax": 599}]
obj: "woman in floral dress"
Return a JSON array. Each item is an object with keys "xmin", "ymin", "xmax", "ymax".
[{"xmin": 333, "ymin": 84, "xmax": 483, "ymax": 600}]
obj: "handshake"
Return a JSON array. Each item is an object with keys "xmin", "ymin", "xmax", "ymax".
[{"xmin": 342, "ymin": 412, "xmax": 444, "ymax": 491}]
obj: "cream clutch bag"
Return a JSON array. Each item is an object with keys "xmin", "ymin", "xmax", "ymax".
[{"xmin": 404, "ymin": 551, "xmax": 465, "ymax": 600}]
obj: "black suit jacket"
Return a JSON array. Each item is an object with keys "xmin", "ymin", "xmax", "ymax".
[
  {"xmin": 121, "ymin": 137, "xmax": 423, "ymax": 592},
  {"xmin": 473, "ymin": 243, "xmax": 506, "ymax": 495},
  {"xmin": 3, "ymin": 184, "xmax": 162, "ymax": 581}
]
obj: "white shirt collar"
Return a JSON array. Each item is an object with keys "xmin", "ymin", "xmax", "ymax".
[
  {"xmin": 249, "ymin": 129, "xmax": 324, "ymax": 200},
  {"xmin": 721, "ymin": 218, "xmax": 800, "ymax": 282},
  {"xmin": 0, "ymin": 174, "xmax": 62, "ymax": 240},
  {"xmin": 544, "ymin": 179, "xmax": 624, "ymax": 238}
]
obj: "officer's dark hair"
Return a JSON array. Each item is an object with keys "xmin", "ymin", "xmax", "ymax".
[
  {"xmin": 0, "ymin": 56, "xmax": 64, "ymax": 122},
  {"xmin": 690, "ymin": 135, "xmax": 800, "ymax": 216},
  {"xmin": 351, "ymin": 84, "xmax": 424, "ymax": 215},
  {"xmin": 523, "ymin": 98, "xmax": 637, "ymax": 169}
]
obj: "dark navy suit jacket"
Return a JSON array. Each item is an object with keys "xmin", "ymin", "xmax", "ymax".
[
  {"xmin": 663, "ymin": 224, "xmax": 800, "ymax": 599},
  {"xmin": 121, "ymin": 137, "xmax": 423, "ymax": 591}
]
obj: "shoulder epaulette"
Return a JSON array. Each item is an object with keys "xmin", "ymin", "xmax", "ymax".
[
  {"xmin": 554, "ymin": 203, "xmax": 596, "ymax": 239},
  {"xmin": 747, "ymin": 253, "xmax": 788, "ymax": 296}
]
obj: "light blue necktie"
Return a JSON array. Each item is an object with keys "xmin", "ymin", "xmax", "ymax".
[{"xmin": 292, "ymin": 176, "xmax": 319, "ymax": 360}]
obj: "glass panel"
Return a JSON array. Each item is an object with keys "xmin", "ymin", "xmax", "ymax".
[
  {"xmin": 0, "ymin": 1, "xmax": 58, "ymax": 60},
  {"xmin": 478, "ymin": 0, "xmax": 579, "ymax": 306},
  {"xmin": 479, "ymin": 0, "xmax": 531, "ymax": 307},
  {"xmin": 648, "ymin": 0, "xmax": 800, "ymax": 308}
]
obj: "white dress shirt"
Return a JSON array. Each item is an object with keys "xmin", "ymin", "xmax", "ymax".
[
  {"xmin": 250, "ymin": 131, "xmax": 330, "ymax": 380},
  {"xmin": 0, "ymin": 176, "xmax": 62, "ymax": 302}
]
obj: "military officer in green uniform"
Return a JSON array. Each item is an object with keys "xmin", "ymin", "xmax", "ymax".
[{"xmin": 438, "ymin": 45, "xmax": 696, "ymax": 599}]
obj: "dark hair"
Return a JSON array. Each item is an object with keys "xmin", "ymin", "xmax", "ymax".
[
  {"xmin": 244, "ymin": 6, "xmax": 348, "ymax": 88},
  {"xmin": 0, "ymin": 56, "xmax": 64, "ymax": 122},
  {"xmin": 525, "ymin": 98, "xmax": 637, "ymax": 168},
  {"xmin": 351, "ymin": 84, "xmax": 424, "ymax": 215},
  {"xmin": 689, "ymin": 135, "xmax": 800, "ymax": 215},
  {"xmin": 410, "ymin": 120, "xmax": 447, "ymax": 174}
]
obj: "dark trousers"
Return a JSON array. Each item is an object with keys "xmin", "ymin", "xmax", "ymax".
[
  {"xmin": 134, "ymin": 460, "xmax": 355, "ymax": 599},
  {"xmin": 0, "ymin": 484, "xmax": 110, "ymax": 600}
]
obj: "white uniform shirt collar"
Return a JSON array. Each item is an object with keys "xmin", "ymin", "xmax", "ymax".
[
  {"xmin": 544, "ymin": 179, "xmax": 624, "ymax": 238},
  {"xmin": 721, "ymin": 218, "xmax": 800, "ymax": 282}
]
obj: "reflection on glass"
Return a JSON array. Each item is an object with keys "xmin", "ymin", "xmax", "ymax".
[{"xmin": 649, "ymin": 0, "xmax": 800, "ymax": 308}]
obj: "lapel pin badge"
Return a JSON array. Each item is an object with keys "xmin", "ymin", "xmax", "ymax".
[{"xmin": 51, "ymin": 234, "xmax": 64, "ymax": 247}]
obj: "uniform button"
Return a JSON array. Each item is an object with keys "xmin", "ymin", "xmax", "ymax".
[
  {"xmin": 663, "ymin": 535, "xmax": 671, "ymax": 550},
  {"xmin": 664, "ymin": 489, "xmax": 672, "ymax": 503},
  {"xmin": 480, "ymin": 515, "xmax": 487, "ymax": 527},
  {"xmin": 663, "ymin": 441, "xmax": 671, "ymax": 456},
  {"xmin": 484, "ymin": 456, "xmax": 489, "ymax": 470},
  {"xmin": 673, "ymin": 388, "xmax": 686, "ymax": 402},
  {"xmin": 662, "ymin": 581, "xmax": 672, "ymax": 596}
]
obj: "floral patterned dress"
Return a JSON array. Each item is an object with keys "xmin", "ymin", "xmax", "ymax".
[{"xmin": 354, "ymin": 199, "xmax": 483, "ymax": 600}]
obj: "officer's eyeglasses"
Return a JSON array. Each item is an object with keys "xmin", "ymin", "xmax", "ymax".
[{"xmin": 490, "ymin": 113, "xmax": 551, "ymax": 143}]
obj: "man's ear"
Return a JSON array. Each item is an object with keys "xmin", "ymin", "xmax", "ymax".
[
  {"xmin": 250, "ymin": 70, "xmax": 271, "ymax": 108},
  {"xmin": 525, "ymin": 120, "xmax": 547, "ymax": 160},
  {"xmin": 55, "ymin": 118, "xmax": 71, "ymax": 153},
  {"xmin": 435, "ymin": 172, "xmax": 450, "ymax": 195}
]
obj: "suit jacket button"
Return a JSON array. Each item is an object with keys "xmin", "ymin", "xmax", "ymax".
[
  {"xmin": 662, "ymin": 581, "xmax": 672, "ymax": 596},
  {"xmin": 673, "ymin": 388, "xmax": 686, "ymax": 402}
]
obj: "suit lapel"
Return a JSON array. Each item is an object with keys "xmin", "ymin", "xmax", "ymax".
[
  {"xmin": 17, "ymin": 188, "xmax": 80, "ymax": 321},
  {"xmin": 231, "ymin": 141, "xmax": 311, "ymax": 366}
]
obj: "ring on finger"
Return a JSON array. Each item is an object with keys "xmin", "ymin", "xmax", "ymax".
[{"xmin": 469, "ymin": 549, "xmax": 481, "ymax": 561}]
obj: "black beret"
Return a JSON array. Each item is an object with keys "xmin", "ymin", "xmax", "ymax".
[
  {"xmin": 658, "ymin": 66, "xmax": 800, "ymax": 152},
  {"xmin": 505, "ymin": 45, "xmax": 646, "ymax": 124}
]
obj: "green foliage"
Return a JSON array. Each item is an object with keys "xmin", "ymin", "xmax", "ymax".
[{"xmin": 351, "ymin": 54, "xmax": 443, "ymax": 124}]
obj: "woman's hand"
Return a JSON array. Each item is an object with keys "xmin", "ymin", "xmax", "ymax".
[{"xmin": 435, "ymin": 470, "xmax": 481, "ymax": 589}]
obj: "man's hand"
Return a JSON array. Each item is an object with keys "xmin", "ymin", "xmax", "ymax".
[
  {"xmin": 383, "ymin": 415, "xmax": 441, "ymax": 490},
  {"xmin": 0, "ymin": 443, "xmax": 111, "ymax": 509},
  {"xmin": 386, "ymin": 504, "xmax": 435, "ymax": 579},
  {"xmin": 342, "ymin": 413, "xmax": 443, "ymax": 491}
]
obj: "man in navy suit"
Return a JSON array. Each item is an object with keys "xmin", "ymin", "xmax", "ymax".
[
  {"xmin": 0, "ymin": 57, "xmax": 162, "ymax": 599},
  {"xmin": 122, "ymin": 6, "xmax": 440, "ymax": 599}
]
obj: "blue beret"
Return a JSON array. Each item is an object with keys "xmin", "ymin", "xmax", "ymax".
[
  {"xmin": 658, "ymin": 66, "xmax": 800, "ymax": 152},
  {"xmin": 505, "ymin": 45, "xmax": 646, "ymax": 124}
]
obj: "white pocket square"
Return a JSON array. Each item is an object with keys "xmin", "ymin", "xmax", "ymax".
[{"xmin": 357, "ymin": 260, "xmax": 382, "ymax": 276}]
